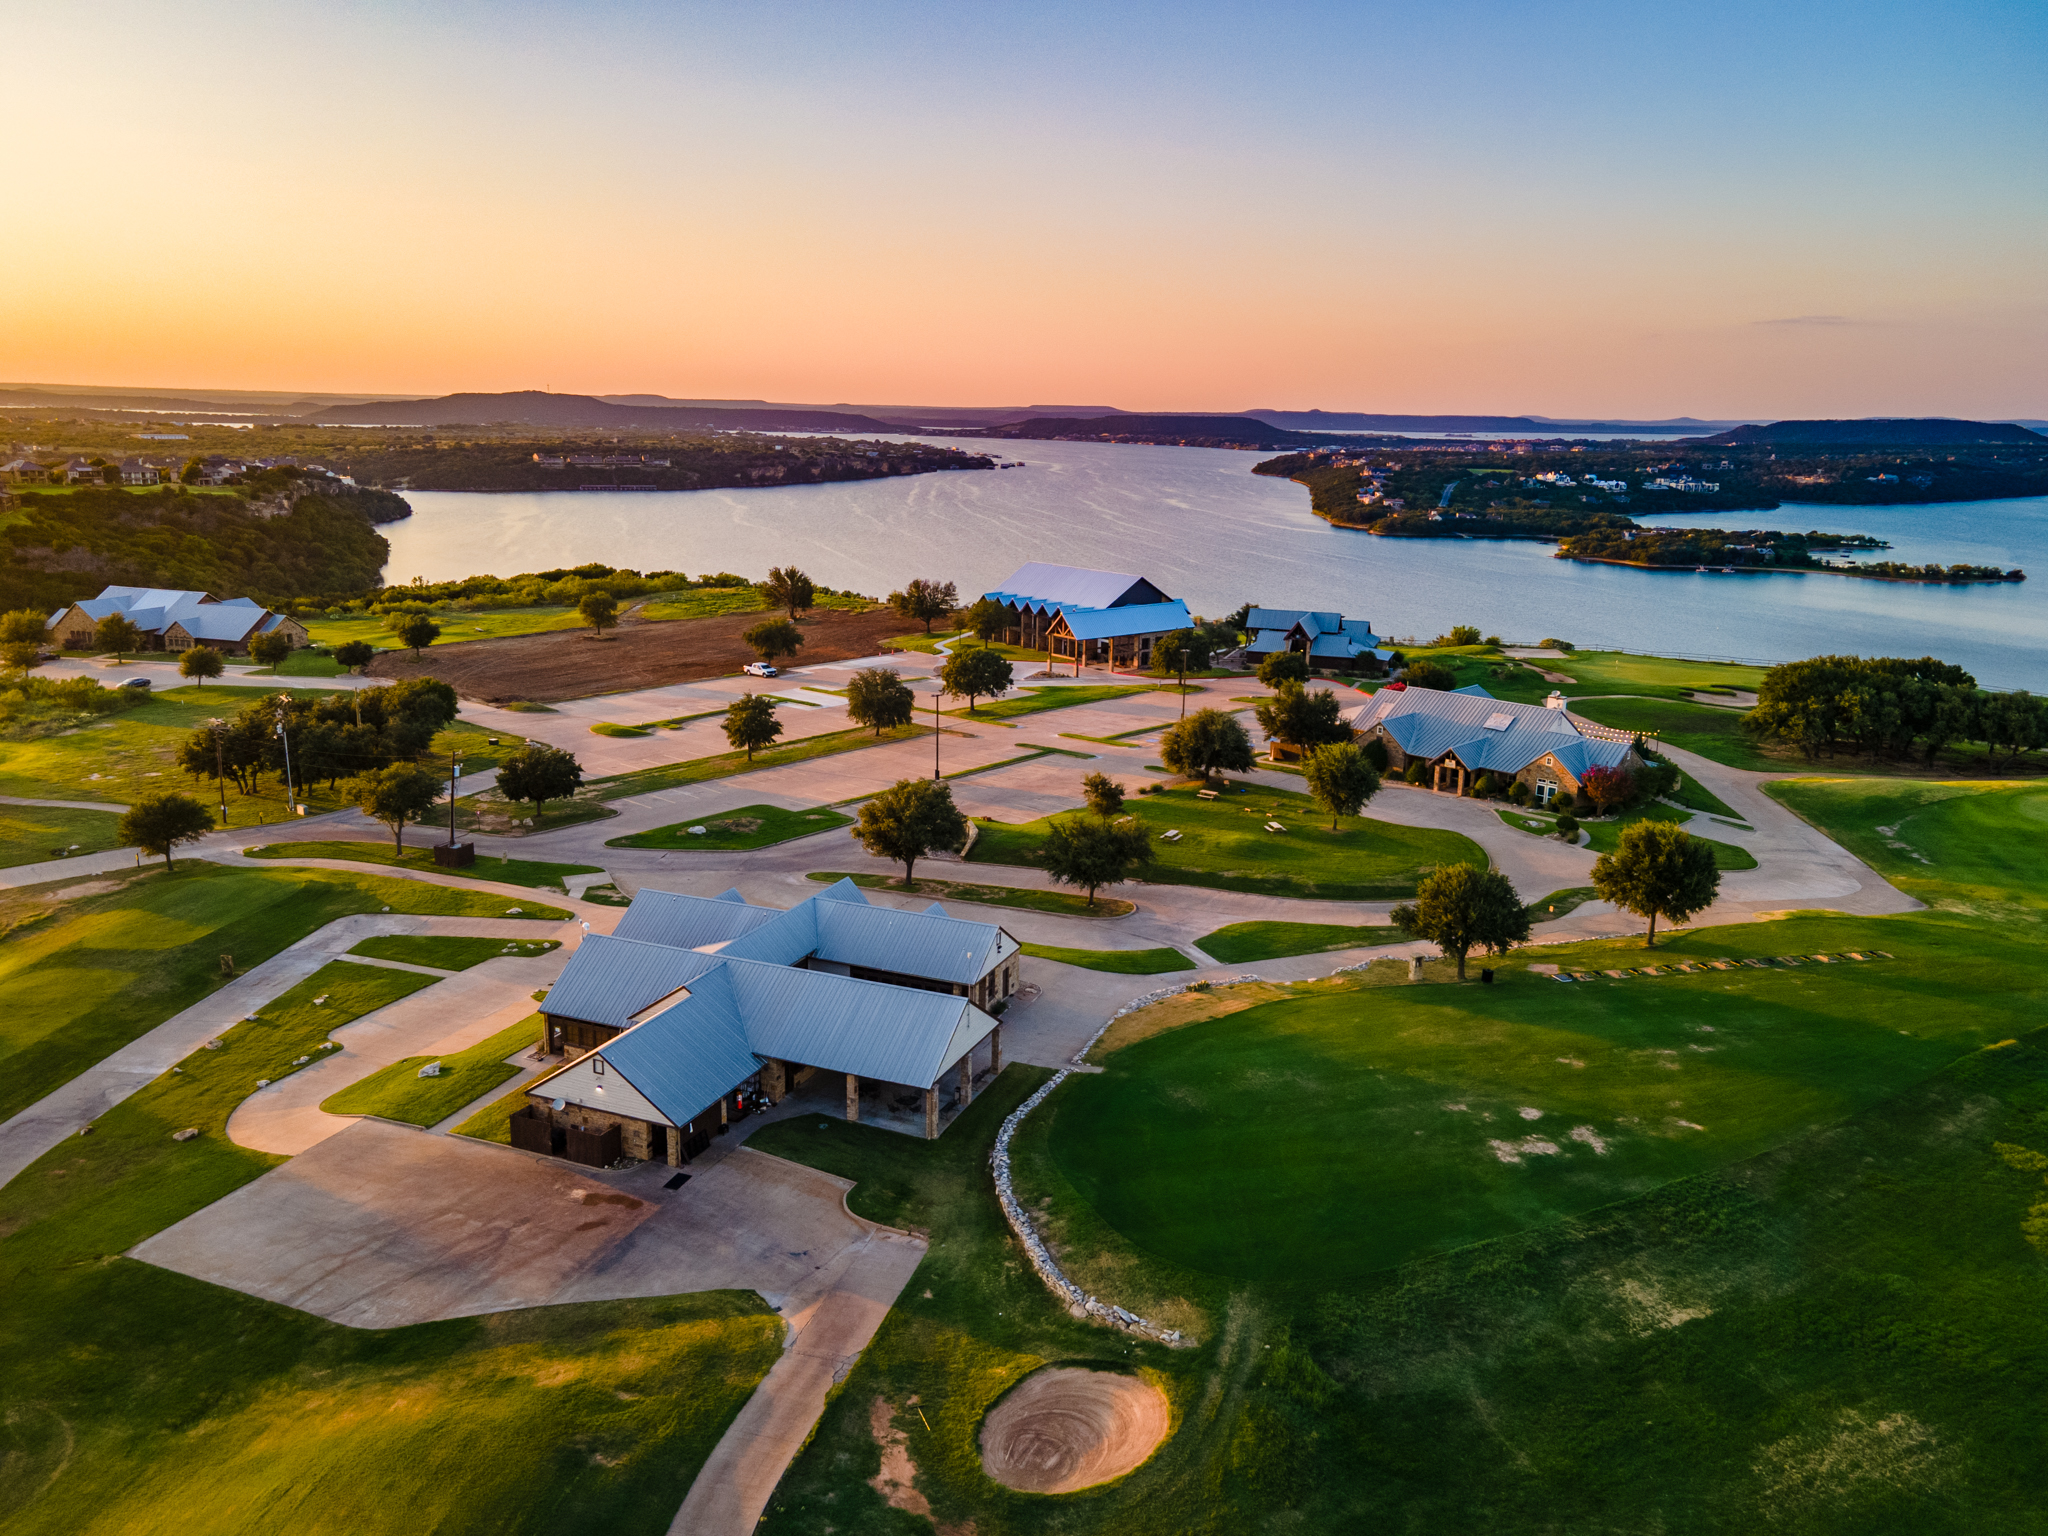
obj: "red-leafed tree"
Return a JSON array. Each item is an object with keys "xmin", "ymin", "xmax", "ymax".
[{"xmin": 1580, "ymin": 765, "xmax": 1635, "ymax": 814}]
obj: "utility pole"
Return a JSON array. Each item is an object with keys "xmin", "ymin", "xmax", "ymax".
[{"xmin": 208, "ymin": 717, "xmax": 228, "ymax": 826}]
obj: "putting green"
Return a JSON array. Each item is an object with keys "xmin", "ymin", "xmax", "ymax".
[
  {"xmin": 1046, "ymin": 914, "xmax": 2030, "ymax": 1285},
  {"xmin": 1769, "ymin": 776, "xmax": 2048, "ymax": 914}
]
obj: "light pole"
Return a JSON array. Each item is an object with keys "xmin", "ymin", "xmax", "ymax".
[
  {"xmin": 274, "ymin": 694, "xmax": 297, "ymax": 816},
  {"xmin": 207, "ymin": 717, "xmax": 228, "ymax": 826},
  {"xmin": 932, "ymin": 680, "xmax": 943, "ymax": 780},
  {"xmin": 447, "ymin": 746, "xmax": 464, "ymax": 847}
]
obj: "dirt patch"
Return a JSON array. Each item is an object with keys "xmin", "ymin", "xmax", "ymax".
[
  {"xmin": 979, "ymin": 1367, "xmax": 1171, "ymax": 1494},
  {"xmin": 366, "ymin": 606, "xmax": 922, "ymax": 703}
]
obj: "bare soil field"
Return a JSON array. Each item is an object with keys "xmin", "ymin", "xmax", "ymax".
[{"xmin": 366, "ymin": 606, "xmax": 920, "ymax": 702}]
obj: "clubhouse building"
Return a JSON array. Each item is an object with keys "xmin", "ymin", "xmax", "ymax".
[
  {"xmin": 1345, "ymin": 684, "xmax": 1644, "ymax": 803},
  {"xmin": 516, "ymin": 880, "xmax": 1021, "ymax": 1167},
  {"xmin": 1242, "ymin": 606, "xmax": 1395, "ymax": 672},
  {"xmin": 980, "ymin": 562, "xmax": 1191, "ymax": 673},
  {"xmin": 46, "ymin": 586, "xmax": 310, "ymax": 655}
]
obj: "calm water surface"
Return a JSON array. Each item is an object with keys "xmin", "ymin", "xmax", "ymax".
[{"xmin": 381, "ymin": 437, "xmax": 2048, "ymax": 689}]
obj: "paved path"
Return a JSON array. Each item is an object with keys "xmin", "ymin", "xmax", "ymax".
[
  {"xmin": 0, "ymin": 793, "xmax": 131, "ymax": 812},
  {"xmin": 0, "ymin": 911, "xmax": 591, "ymax": 1190}
]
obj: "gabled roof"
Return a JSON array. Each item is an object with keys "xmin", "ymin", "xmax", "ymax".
[
  {"xmin": 718, "ymin": 962, "xmax": 988, "ymax": 1087},
  {"xmin": 984, "ymin": 563, "xmax": 1172, "ymax": 613},
  {"xmin": 1056, "ymin": 600, "xmax": 1192, "ymax": 641},
  {"xmin": 592, "ymin": 964, "xmax": 762, "ymax": 1120},
  {"xmin": 611, "ymin": 887, "xmax": 783, "ymax": 952},
  {"xmin": 540, "ymin": 933, "xmax": 721, "ymax": 1029},
  {"xmin": 1345, "ymin": 685, "xmax": 1635, "ymax": 777},
  {"xmin": 172, "ymin": 605, "xmax": 271, "ymax": 643}
]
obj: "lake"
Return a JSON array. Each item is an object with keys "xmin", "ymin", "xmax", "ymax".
[{"xmin": 380, "ymin": 436, "xmax": 2048, "ymax": 689}]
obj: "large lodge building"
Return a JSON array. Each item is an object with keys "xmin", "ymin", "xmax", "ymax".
[{"xmin": 517, "ymin": 880, "xmax": 1022, "ymax": 1167}]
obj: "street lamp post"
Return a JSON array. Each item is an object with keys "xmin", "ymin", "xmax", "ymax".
[
  {"xmin": 932, "ymin": 681, "xmax": 943, "ymax": 780},
  {"xmin": 274, "ymin": 695, "xmax": 297, "ymax": 816},
  {"xmin": 447, "ymin": 746, "xmax": 464, "ymax": 846}
]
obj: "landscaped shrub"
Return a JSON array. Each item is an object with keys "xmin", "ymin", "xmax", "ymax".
[
  {"xmin": 1473, "ymin": 772, "xmax": 1501, "ymax": 798},
  {"xmin": 1507, "ymin": 779, "xmax": 1530, "ymax": 805},
  {"xmin": 1362, "ymin": 736, "xmax": 1389, "ymax": 772},
  {"xmin": 1404, "ymin": 760, "xmax": 1428, "ymax": 785},
  {"xmin": 1554, "ymin": 812, "xmax": 1580, "ymax": 840}
]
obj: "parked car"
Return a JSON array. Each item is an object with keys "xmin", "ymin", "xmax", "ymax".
[
  {"xmin": 122, "ymin": 676, "xmax": 151, "ymax": 689},
  {"xmin": 743, "ymin": 662, "xmax": 778, "ymax": 677}
]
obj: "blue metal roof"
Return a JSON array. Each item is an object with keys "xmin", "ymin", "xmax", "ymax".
[
  {"xmin": 1346, "ymin": 685, "xmax": 1636, "ymax": 777},
  {"xmin": 611, "ymin": 888, "xmax": 782, "ymax": 951},
  {"xmin": 542, "ymin": 934, "xmax": 721, "ymax": 1029},
  {"xmin": 1058, "ymin": 601, "xmax": 1192, "ymax": 641},
  {"xmin": 596, "ymin": 966, "xmax": 762, "ymax": 1121}
]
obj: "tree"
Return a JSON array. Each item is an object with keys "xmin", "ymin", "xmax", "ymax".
[
  {"xmin": 1402, "ymin": 659, "xmax": 1457, "ymax": 691},
  {"xmin": 1081, "ymin": 770, "xmax": 1125, "ymax": 820},
  {"xmin": 578, "ymin": 591, "xmax": 619, "ymax": 636},
  {"xmin": 1254, "ymin": 682, "xmax": 1349, "ymax": 757},
  {"xmin": 351, "ymin": 763, "xmax": 443, "ymax": 852},
  {"xmin": 496, "ymin": 742, "xmax": 584, "ymax": 818},
  {"xmin": 854, "ymin": 777, "xmax": 967, "ymax": 886},
  {"xmin": 1391, "ymin": 863, "xmax": 1530, "ymax": 980},
  {"xmin": 1160, "ymin": 708, "xmax": 1254, "ymax": 785},
  {"xmin": 334, "ymin": 640, "xmax": 376, "ymax": 674},
  {"xmin": 1580, "ymin": 765, "xmax": 1635, "ymax": 815},
  {"xmin": 1302, "ymin": 741, "xmax": 1382, "ymax": 830},
  {"xmin": 179, "ymin": 646, "xmax": 224, "ymax": 685},
  {"xmin": 939, "ymin": 645, "xmax": 1012, "ymax": 713},
  {"xmin": 0, "ymin": 609, "xmax": 46, "ymax": 646},
  {"xmin": 963, "ymin": 597, "xmax": 1007, "ymax": 647},
  {"xmin": 118, "ymin": 790, "xmax": 214, "ymax": 871},
  {"xmin": 1156, "ymin": 627, "xmax": 1212, "ymax": 682},
  {"xmin": 95, "ymin": 613, "xmax": 142, "ymax": 663},
  {"xmin": 723, "ymin": 692, "xmax": 782, "ymax": 760},
  {"xmin": 764, "ymin": 566, "xmax": 815, "ymax": 618},
  {"xmin": 396, "ymin": 614, "xmax": 440, "ymax": 657},
  {"xmin": 845, "ymin": 666, "xmax": 916, "ymax": 737},
  {"xmin": 1039, "ymin": 815, "xmax": 1151, "ymax": 906},
  {"xmin": 743, "ymin": 617, "xmax": 803, "ymax": 664},
  {"xmin": 1436, "ymin": 624, "xmax": 1483, "ymax": 647},
  {"xmin": 1257, "ymin": 650, "xmax": 1308, "ymax": 689},
  {"xmin": 890, "ymin": 577, "xmax": 957, "ymax": 634},
  {"xmin": 1554, "ymin": 812, "xmax": 1580, "ymax": 842},
  {"xmin": 248, "ymin": 630, "xmax": 292, "ymax": 667},
  {"xmin": 1591, "ymin": 819, "xmax": 1721, "ymax": 947}
]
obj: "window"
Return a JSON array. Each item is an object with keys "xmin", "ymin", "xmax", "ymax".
[
  {"xmin": 1535, "ymin": 780, "xmax": 1558, "ymax": 805},
  {"xmin": 592, "ymin": 1056, "xmax": 605, "ymax": 1076}
]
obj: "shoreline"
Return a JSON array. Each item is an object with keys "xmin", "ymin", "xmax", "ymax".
[{"xmin": 1556, "ymin": 554, "xmax": 2023, "ymax": 584}]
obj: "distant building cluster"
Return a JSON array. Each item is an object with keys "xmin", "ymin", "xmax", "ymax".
[
  {"xmin": 1645, "ymin": 475, "xmax": 1720, "ymax": 493},
  {"xmin": 0, "ymin": 450, "xmax": 336, "ymax": 487},
  {"xmin": 532, "ymin": 452, "xmax": 674, "ymax": 468}
]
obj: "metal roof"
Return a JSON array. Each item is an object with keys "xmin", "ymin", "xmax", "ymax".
[
  {"xmin": 984, "ymin": 563, "xmax": 1169, "ymax": 612},
  {"xmin": 611, "ymin": 888, "xmax": 782, "ymax": 951},
  {"xmin": 720, "ymin": 962, "xmax": 995, "ymax": 1087},
  {"xmin": 1058, "ymin": 601, "xmax": 1191, "ymax": 641},
  {"xmin": 1346, "ymin": 684, "xmax": 1635, "ymax": 776},
  {"xmin": 590, "ymin": 966, "xmax": 763, "ymax": 1121},
  {"xmin": 541, "ymin": 934, "xmax": 721, "ymax": 1029}
]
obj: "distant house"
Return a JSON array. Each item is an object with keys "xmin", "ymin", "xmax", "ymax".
[
  {"xmin": 62, "ymin": 458, "xmax": 104, "ymax": 484},
  {"xmin": 980, "ymin": 562, "xmax": 1191, "ymax": 673},
  {"xmin": 1242, "ymin": 607, "xmax": 1394, "ymax": 673},
  {"xmin": 193, "ymin": 456, "xmax": 247, "ymax": 485},
  {"xmin": 1344, "ymin": 684, "xmax": 1643, "ymax": 803},
  {"xmin": 45, "ymin": 586, "xmax": 309, "ymax": 655},
  {"xmin": 117, "ymin": 458, "xmax": 161, "ymax": 485},
  {"xmin": 0, "ymin": 458, "xmax": 51, "ymax": 484}
]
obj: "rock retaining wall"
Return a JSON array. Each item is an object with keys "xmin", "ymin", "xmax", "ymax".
[{"xmin": 990, "ymin": 974, "xmax": 1263, "ymax": 1348}]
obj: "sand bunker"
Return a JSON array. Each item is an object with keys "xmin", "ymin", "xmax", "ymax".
[{"xmin": 980, "ymin": 1367, "xmax": 1170, "ymax": 1493}]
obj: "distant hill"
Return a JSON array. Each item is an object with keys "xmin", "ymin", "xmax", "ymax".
[
  {"xmin": 298, "ymin": 391, "xmax": 905, "ymax": 434},
  {"xmin": 1694, "ymin": 418, "xmax": 2047, "ymax": 447},
  {"xmin": 979, "ymin": 413, "xmax": 1307, "ymax": 447},
  {"xmin": 1241, "ymin": 409, "xmax": 1745, "ymax": 436}
]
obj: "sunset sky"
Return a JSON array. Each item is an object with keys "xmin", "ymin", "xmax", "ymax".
[{"xmin": 5, "ymin": 0, "xmax": 2042, "ymax": 418}]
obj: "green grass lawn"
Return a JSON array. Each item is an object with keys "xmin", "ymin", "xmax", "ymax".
[
  {"xmin": 345, "ymin": 935, "xmax": 560, "ymax": 970},
  {"xmin": 272, "ymin": 646, "xmax": 346, "ymax": 677},
  {"xmin": 244, "ymin": 840, "xmax": 595, "ymax": 894},
  {"xmin": 590, "ymin": 720, "xmax": 650, "ymax": 737},
  {"xmin": 1539, "ymin": 649, "xmax": 1769, "ymax": 700},
  {"xmin": 1195, "ymin": 919, "xmax": 1405, "ymax": 963},
  {"xmin": 587, "ymin": 722, "xmax": 930, "ymax": 801},
  {"xmin": 0, "ymin": 966, "xmax": 780, "ymax": 1535},
  {"xmin": 1495, "ymin": 802, "xmax": 1758, "ymax": 870},
  {"xmin": 1045, "ymin": 910, "xmax": 2021, "ymax": 1285},
  {"xmin": 606, "ymin": 802, "xmax": 852, "ymax": 850},
  {"xmin": 946, "ymin": 683, "xmax": 1161, "ymax": 721},
  {"xmin": 1568, "ymin": 694, "xmax": 1778, "ymax": 772},
  {"xmin": 969, "ymin": 783, "xmax": 1485, "ymax": 901},
  {"xmin": 319, "ymin": 1012, "xmax": 543, "ymax": 1125},
  {"xmin": 448, "ymin": 788, "xmax": 617, "ymax": 837},
  {"xmin": 1016, "ymin": 941, "xmax": 1193, "ymax": 974},
  {"xmin": 0, "ymin": 802, "xmax": 124, "ymax": 868},
  {"xmin": 0, "ymin": 864, "xmax": 564, "ymax": 1125},
  {"xmin": 742, "ymin": 750, "xmax": 2048, "ymax": 1533},
  {"xmin": 883, "ymin": 627, "xmax": 1042, "ymax": 661},
  {"xmin": 305, "ymin": 604, "xmax": 594, "ymax": 651},
  {"xmin": 1767, "ymin": 776, "xmax": 2048, "ymax": 919},
  {"xmin": 805, "ymin": 870, "xmax": 1134, "ymax": 917}
]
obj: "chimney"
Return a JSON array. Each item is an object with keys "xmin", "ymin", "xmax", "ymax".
[{"xmin": 1545, "ymin": 691, "xmax": 1566, "ymax": 711}]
